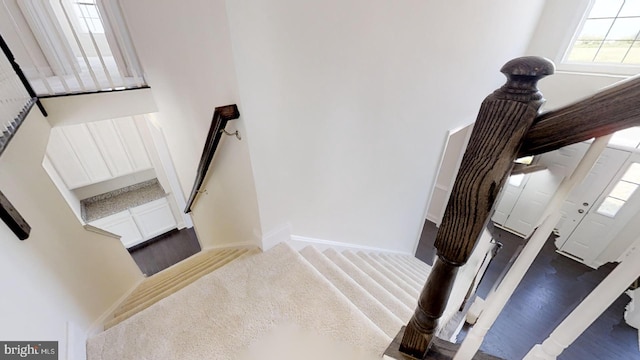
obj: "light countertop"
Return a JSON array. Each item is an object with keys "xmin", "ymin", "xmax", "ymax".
[{"xmin": 81, "ymin": 179, "xmax": 167, "ymax": 222}]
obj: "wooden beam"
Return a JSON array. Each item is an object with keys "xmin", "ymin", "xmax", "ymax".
[
  {"xmin": 0, "ymin": 190, "xmax": 30, "ymax": 240},
  {"xmin": 519, "ymin": 75, "xmax": 640, "ymax": 157}
]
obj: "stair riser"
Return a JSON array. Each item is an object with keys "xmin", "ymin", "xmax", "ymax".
[
  {"xmin": 300, "ymin": 248, "xmax": 403, "ymax": 337},
  {"xmin": 357, "ymin": 252, "xmax": 423, "ymax": 294},
  {"xmin": 374, "ymin": 253, "xmax": 427, "ymax": 286},
  {"xmin": 124, "ymin": 249, "xmax": 244, "ymax": 305},
  {"xmin": 118, "ymin": 250, "xmax": 249, "ymax": 316},
  {"xmin": 107, "ymin": 250, "xmax": 257, "ymax": 329},
  {"xmin": 342, "ymin": 251, "xmax": 417, "ymax": 307},
  {"xmin": 381, "ymin": 253, "xmax": 430, "ymax": 281},
  {"xmin": 388, "ymin": 253, "xmax": 432, "ymax": 276},
  {"xmin": 134, "ymin": 248, "xmax": 236, "ymax": 293},
  {"xmin": 323, "ymin": 249, "xmax": 413, "ymax": 321}
]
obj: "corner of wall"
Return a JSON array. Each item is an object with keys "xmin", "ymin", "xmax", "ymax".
[{"xmin": 260, "ymin": 223, "xmax": 292, "ymax": 251}]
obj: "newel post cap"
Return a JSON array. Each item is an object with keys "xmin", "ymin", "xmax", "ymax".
[
  {"xmin": 501, "ymin": 56, "xmax": 555, "ymax": 79},
  {"xmin": 496, "ymin": 56, "xmax": 555, "ymax": 101}
]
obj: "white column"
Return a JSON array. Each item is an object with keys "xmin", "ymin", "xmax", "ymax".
[
  {"xmin": 454, "ymin": 136, "xmax": 612, "ymax": 360},
  {"xmin": 523, "ymin": 241, "xmax": 640, "ymax": 360}
]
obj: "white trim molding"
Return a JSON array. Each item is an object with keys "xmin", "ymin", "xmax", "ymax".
[
  {"xmin": 289, "ymin": 234, "xmax": 412, "ymax": 256},
  {"xmin": 260, "ymin": 223, "xmax": 292, "ymax": 251}
]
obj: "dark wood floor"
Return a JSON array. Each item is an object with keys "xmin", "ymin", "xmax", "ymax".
[
  {"xmin": 128, "ymin": 227, "xmax": 201, "ymax": 276},
  {"xmin": 415, "ymin": 220, "xmax": 639, "ymax": 360}
]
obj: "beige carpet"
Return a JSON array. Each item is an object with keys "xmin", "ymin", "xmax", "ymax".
[{"xmin": 87, "ymin": 243, "xmax": 392, "ymax": 360}]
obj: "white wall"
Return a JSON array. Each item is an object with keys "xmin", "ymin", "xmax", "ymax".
[
  {"xmin": 120, "ymin": 0, "xmax": 262, "ymax": 248},
  {"xmin": 42, "ymin": 154, "xmax": 84, "ymax": 223},
  {"xmin": 0, "ymin": 109, "xmax": 142, "ymax": 359},
  {"xmin": 226, "ymin": 0, "xmax": 547, "ymax": 253},
  {"xmin": 42, "ymin": 88, "xmax": 158, "ymax": 127}
]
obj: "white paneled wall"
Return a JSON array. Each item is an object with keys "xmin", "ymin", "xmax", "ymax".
[{"xmin": 45, "ymin": 116, "xmax": 152, "ymax": 189}]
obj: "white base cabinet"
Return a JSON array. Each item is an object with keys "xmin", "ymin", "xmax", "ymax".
[
  {"xmin": 131, "ymin": 198, "xmax": 177, "ymax": 240},
  {"xmin": 89, "ymin": 197, "xmax": 176, "ymax": 248}
]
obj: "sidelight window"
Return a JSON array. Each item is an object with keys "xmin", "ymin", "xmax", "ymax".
[{"xmin": 596, "ymin": 162, "xmax": 640, "ymax": 217}]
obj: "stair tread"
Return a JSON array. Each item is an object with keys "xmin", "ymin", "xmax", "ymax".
[
  {"xmin": 375, "ymin": 253, "xmax": 428, "ymax": 285},
  {"xmin": 341, "ymin": 250, "xmax": 417, "ymax": 307},
  {"xmin": 106, "ymin": 247, "xmax": 259, "ymax": 329},
  {"xmin": 90, "ymin": 243, "xmax": 391, "ymax": 360},
  {"xmin": 357, "ymin": 252, "xmax": 423, "ymax": 294},
  {"xmin": 135, "ymin": 248, "xmax": 237, "ymax": 291},
  {"xmin": 389, "ymin": 253, "xmax": 432, "ymax": 274},
  {"xmin": 119, "ymin": 248, "xmax": 248, "ymax": 311},
  {"xmin": 300, "ymin": 246, "xmax": 403, "ymax": 337},
  {"xmin": 323, "ymin": 248, "xmax": 413, "ymax": 321}
]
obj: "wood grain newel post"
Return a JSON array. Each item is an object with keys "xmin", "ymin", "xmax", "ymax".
[{"xmin": 398, "ymin": 56, "xmax": 554, "ymax": 359}]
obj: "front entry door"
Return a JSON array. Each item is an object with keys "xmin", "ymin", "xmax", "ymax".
[{"xmin": 557, "ymin": 152, "xmax": 640, "ymax": 268}]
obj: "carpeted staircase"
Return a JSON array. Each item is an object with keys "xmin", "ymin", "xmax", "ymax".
[
  {"xmin": 105, "ymin": 247, "xmax": 259, "ymax": 329},
  {"xmin": 89, "ymin": 243, "xmax": 432, "ymax": 359}
]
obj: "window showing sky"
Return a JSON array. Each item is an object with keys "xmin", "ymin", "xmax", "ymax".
[{"xmin": 567, "ymin": 0, "xmax": 640, "ymax": 64}]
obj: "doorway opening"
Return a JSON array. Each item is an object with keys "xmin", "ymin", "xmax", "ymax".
[{"xmin": 42, "ymin": 112, "xmax": 200, "ymax": 276}]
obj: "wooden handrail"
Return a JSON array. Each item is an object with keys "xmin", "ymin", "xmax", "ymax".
[
  {"xmin": 0, "ymin": 190, "xmax": 30, "ymax": 240},
  {"xmin": 519, "ymin": 75, "xmax": 640, "ymax": 157},
  {"xmin": 184, "ymin": 104, "xmax": 240, "ymax": 213}
]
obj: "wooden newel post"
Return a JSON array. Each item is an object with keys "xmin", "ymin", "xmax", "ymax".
[{"xmin": 399, "ymin": 56, "xmax": 554, "ymax": 358}]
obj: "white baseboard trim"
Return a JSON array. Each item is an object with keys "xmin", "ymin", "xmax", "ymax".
[
  {"xmin": 86, "ymin": 276, "xmax": 145, "ymax": 336},
  {"xmin": 289, "ymin": 235, "xmax": 412, "ymax": 255},
  {"xmin": 492, "ymin": 222, "xmax": 527, "ymax": 238},
  {"xmin": 261, "ymin": 223, "xmax": 292, "ymax": 251}
]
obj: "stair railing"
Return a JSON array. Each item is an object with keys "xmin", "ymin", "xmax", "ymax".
[
  {"xmin": 0, "ymin": 33, "xmax": 47, "ymax": 241},
  {"xmin": 387, "ymin": 56, "xmax": 640, "ymax": 359},
  {"xmin": 2, "ymin": 0, "xmax": 147, "ymax": 96},
  {"xmin": 0, "ymin": 33, "xmax": 46, "ymax": 158},
  {"xmin": 184, "ymin": 104, "xmax": 240, "ymax": 213}
]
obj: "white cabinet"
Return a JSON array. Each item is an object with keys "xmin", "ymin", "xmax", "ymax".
[
  {"xmin": 113, "ymin": 117, "xmax": 152, "ymax": 171},
  {"xmin": 87, "ymin": 120, "xmax": 134, "ymax": 177},
  {"xmin": 89, "ymin": 210, "xmax": 143, "ymax": 248},
  {"xmin": 46, "ymin": 117, "xmax": 153, "ymax": 189},
  {"xmin": 131, "ymin": 198, "xmax": 177, "ymax": 239},
  {"xmin": 88, "ymin": 197, "xmax": 176, "ymax": 248},
  {"xmin": 62, "ymin": 124, "xmax": 112, "ymax": 183},
  {"xmin": 46, "ymin": 128, "xmax": 92, "ymax": 189}
]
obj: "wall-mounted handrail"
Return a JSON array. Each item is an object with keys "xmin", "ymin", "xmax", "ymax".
[
  {"xmin": 0, "ymin": 190, "xmax": 30, "ymax": 240},
  {"xmin": 184, "ymin": 104, "xmax": 240, "ymax": 213}
]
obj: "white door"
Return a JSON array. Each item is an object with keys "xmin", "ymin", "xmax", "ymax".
[
  {"xmin": 555, "ymin": 147, "xmax": 631, "ymax": 248},
  {"xmin": 558, "ymin": 154, "xmax": 640, "ymax": 268},
  {"xmin": 493, "ymin": 143, "xmax": 589, "ymax": 237},
  {"xmin": 501, "ymin": 171, "xmax": 562, "ymax": 237}
]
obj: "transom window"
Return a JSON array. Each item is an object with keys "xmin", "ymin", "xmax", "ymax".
[
  {"xmin": 74, "ymin": 0, "xmax": 104, "ymax": 33},
  {"xmin": 566, "ymin": 0, "xmax": 640, "ymax": 65}
]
